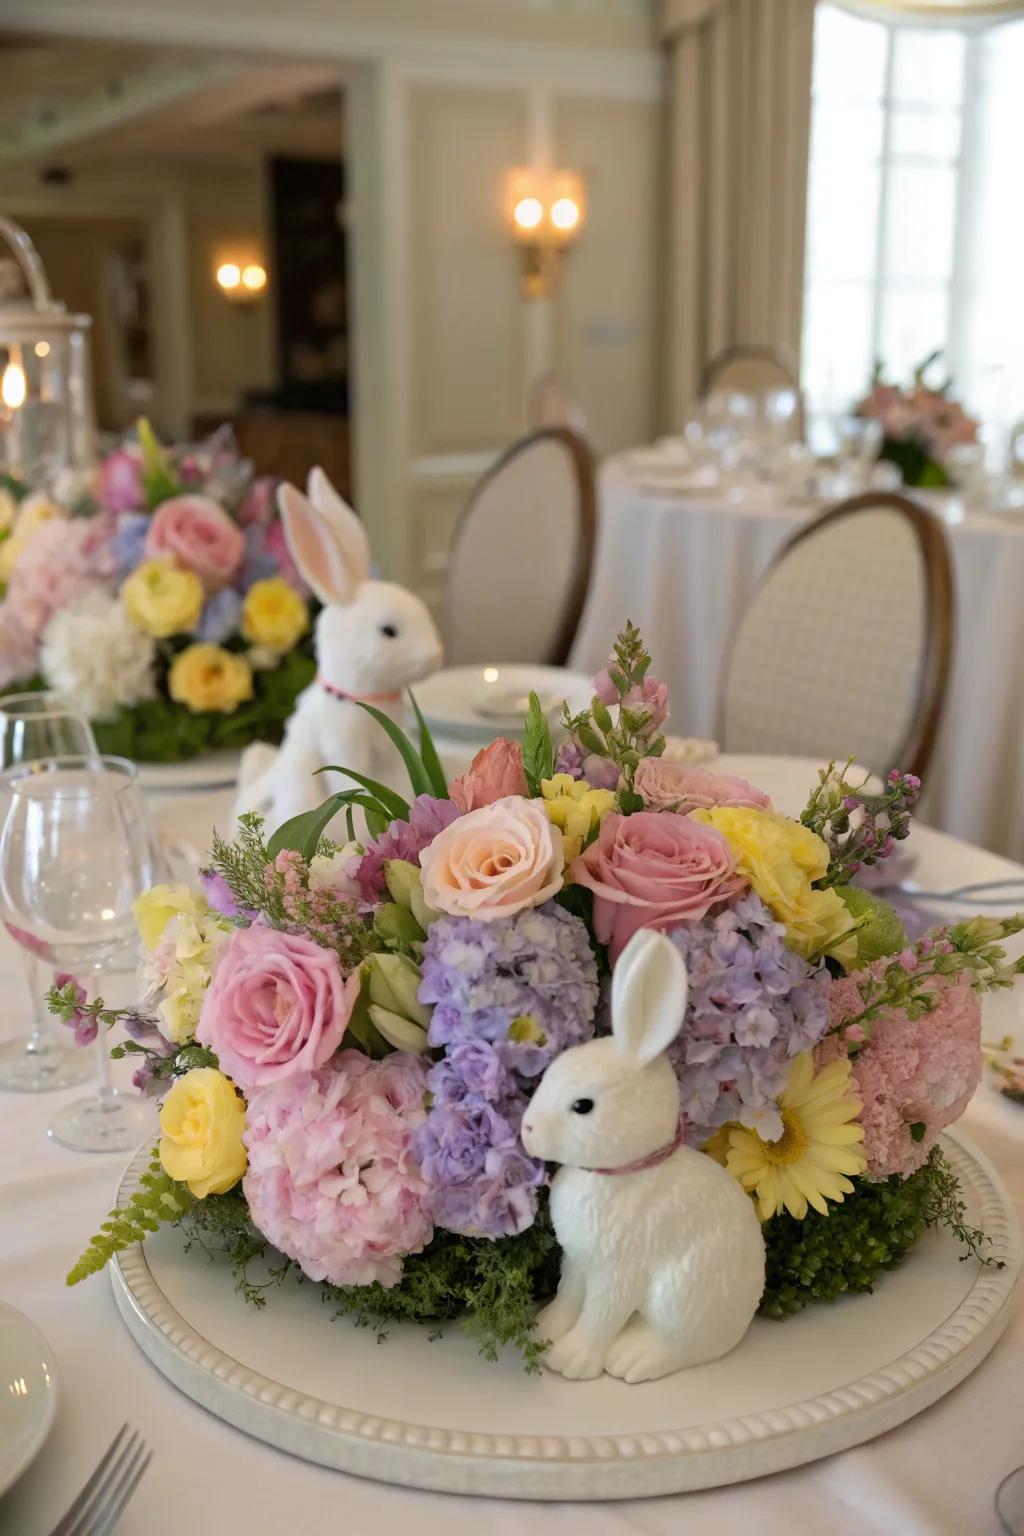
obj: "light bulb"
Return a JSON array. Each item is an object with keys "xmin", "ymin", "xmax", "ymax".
[
  {"xmin": 1, "ymin": 361, "xmax": 26, "ymax": 410},
  {"xmin": 550, "ymin": 197, "xmax": 580, "ymax": 233},
  {"xmin": 241, "ymin": 264, "xmax": 267, "ymax": 293},
  {"xmin": 34, "ymin": 341, "xmax": 50, "ymax": 359},
  {"xmin": 216, "ymin": 262, "xmax": 241, "ymax": 292},
  {"xmin": 513, "ymin": 197, "xmax": 544, "ymax": 232}
]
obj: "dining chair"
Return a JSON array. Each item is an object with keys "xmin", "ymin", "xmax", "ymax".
[
  {"xmin": 528, "ymin": 372, "xmax": 591, "ymax": 441},
  {"xmin": 699, "ymin": 344, "xmax": 806, "ymax": 440},
  {"xmin": 445, "ymin": 427, "xmax": 596, "ymax": 667},
  {"xmin": 717, "ymin": 492, "xmax": 955, "ymax": 781}
]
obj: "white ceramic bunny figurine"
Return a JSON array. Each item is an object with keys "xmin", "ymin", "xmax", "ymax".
[
  {"xmin": 521, "ymin": 928, "xmax": 765, "ymax": 1383},
  {"xmin": 235, "ymin": 467, "xmax": 444, "ymax": 832}
]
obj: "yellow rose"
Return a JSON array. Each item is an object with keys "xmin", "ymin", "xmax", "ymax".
[
  {"xmin": 133, "ymin": 883, "xmax": 202, "ymax": 950},
  {"xmin": 241, "ymin": 577, "xmax": 308, "ymax": 653},
  {"xmin": 158, "ymin": 1068, "xmax": 247, "ymax": 1198},
  {"xmin": 541, "ymin": 774, "xmax": 617, "ymax": 864},
  {"xmin": 121, "ymin": 556, "xmax": 204, "ymax": 638},
  {"xmin": 693, "ymin": 806, "xmax": 858, "ymax": 966},
  {"xmin": 168, "ymin": 643, "xmax": 253, "ymax": 714}
]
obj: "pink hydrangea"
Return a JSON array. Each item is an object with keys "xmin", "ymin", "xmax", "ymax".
[
  {"xmin": 0, "ymin": 605, "xmax": 40, "ymax": 688},
  {"xmin": 242, "ymin": 1050, "xmax": 433, "ymax": 1288},
  {"xmin": 816, "ymin": 965, "xmax": 981, "ymax": 1178},
  {"xmin": 2, "ymin": 514, "xmax": 116, "ymax": 648}
]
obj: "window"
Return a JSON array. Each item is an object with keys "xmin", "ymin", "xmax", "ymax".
[{"xmin": 802, "ymin": 4, "xmax": 1024, "ymax": 443}]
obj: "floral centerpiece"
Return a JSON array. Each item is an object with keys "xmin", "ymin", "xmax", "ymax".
[
  {"xmin": 55, "ymin": 625, "xmax": 1023, "ymax": 1367},
  {"xmin": 0, "ymin": 421, "xmax": 314, "ymax": 761},
  {"xmin": 857, "ymin": 350, "xmax": 979, "ymax": 489}
]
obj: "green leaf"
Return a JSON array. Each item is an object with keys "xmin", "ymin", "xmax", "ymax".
[
  {"xmin": 137, "ymin": 417, "xmax": 181, "ymax": 508},
  {"xmin": 521, "ymin": 691, "xmax": 555, "ymax": 797},
  {"xmin": 408, "ymin": 690, "xmax": 448, "ymax": 798},
  {"xmin": 909, "ymin": 1121, "xmax": 927, "ymax": 1143},
  {"xmin": 355, "ymin": 702, "xmax": 433, "ymax": 799},
  {"xmin": 316, "ymin": 765, "xmax": 410, "ymax": 822},
  {"xmin": 267, "ymin": 793, "xmax": 350, "ymax": 860},
  {"xmin": 67, "ymin": 1147, "xmax": 195, "ymax": 1284},
  {"xmin": 576, "ymin": 723, "xmax": 607, "ymax": 758}
]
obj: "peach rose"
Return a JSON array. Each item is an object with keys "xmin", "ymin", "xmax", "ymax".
[
  {"xmin": 419, "ymin": 795, "xmax": 564, "ymax": 920},
  {"xmin": 449, "ymin": 738, "xmax": 528, "ymax": 813},
  {"xmin": 633, "ymin": 760, "xmax": 772, "ymax": 815},
  {"xmin": 145, "ymin": 495, "xmax": 245, "ymax": 591}
]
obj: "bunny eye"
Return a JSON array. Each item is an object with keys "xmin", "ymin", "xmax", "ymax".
[
  {"xmin": 570, "ymin": 1097, "xmax": 594, "ymax": 1115},
  {"xmin": 380, "ymin": 623, "xmax": 398, "ymax": 639}
]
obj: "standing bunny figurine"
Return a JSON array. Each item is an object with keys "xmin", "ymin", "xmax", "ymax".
[
  {"xmin": 521, "ymin": 928, "xmax": 765, "ymax": 1383},
  {"xmin": 235, "ymin": 467, "xmax": 444, "ymax": 832}
]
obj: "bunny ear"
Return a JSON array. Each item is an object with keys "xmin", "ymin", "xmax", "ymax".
[
  {"xmin": 306, "ymin": 466, "xmax": 371, "ymax": 590},
  {"xmin": 277, "ymin": 480, "xmax": 362, "ymax": 607},
  {"xmin": 611, "ymin": 929, "xmax": 688, "ymax": 1067}
]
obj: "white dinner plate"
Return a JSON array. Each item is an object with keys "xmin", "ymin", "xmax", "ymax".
[
  {"xmin": 110, "ymin": 1129, "xmax": 1020, "ymax": 1499},
  {"xmin": 136, "ymin": 751, "xmax": 241, "ymax": 794},
  {"xmin": 0, "ymin": 1302, "xmax": 58, "ymax": 1498},
  {"xmin": 414, "ymin": 666, "xmax": 594, "ymax": 740}
]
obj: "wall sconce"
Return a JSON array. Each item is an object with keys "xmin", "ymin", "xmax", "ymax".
[
  {"xmin": 505, "ymin": 170, "xmax": 586, "ymax": 300},
  {"xmin": 215, "ymin": 260, "xmax": 268, "ymax": 309}
]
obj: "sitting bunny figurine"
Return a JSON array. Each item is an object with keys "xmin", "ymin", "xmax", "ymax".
[
  {"xmin": 235, "ymin": 467, "xmax": 443, "ymax": 832},
  {"xmin": 521, "ymin": 929, "xmax": 765, "ymax": 1383}
]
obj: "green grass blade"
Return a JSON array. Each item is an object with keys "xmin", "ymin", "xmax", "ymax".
[
  {"xmin": 408, "ymin": 690, "xmax": 449, "ymax": 798},
  {"xmin": 316, "ymin": 765, "xmax": 410, "ymax": 821},
  {"xmin": 355, "ymin": 701, "xmax": 433, "ymax": 798}
]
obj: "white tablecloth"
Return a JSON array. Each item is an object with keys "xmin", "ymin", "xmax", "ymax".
[
  {"xmin": 570, "ymin": 462, "xmax": 1024, "ymax": 861},
  {"xmin": 2, "ymin": 764, "xmax": 1023, "ymax": 1536}
]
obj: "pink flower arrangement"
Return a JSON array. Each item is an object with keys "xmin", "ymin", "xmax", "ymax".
[
  {"xmin": 572, "ymin": 811, "xmax": 747, "ymax": 960},
  {"xmin": 593, "ymin": 668, "xmax": 669, "ymax": 732},
  {"xmin": 145, "ymin": 494, "xmax": 246, "ymax": 591},
  {"xmin": 817, "ymin": 968, "xmax": 982, "ymax": 1178},
  {"xmin": 1, "ymin": 514, "xmax": 115, "ymax": 648},
  {"xmin": 242, "ymin": 1051, "xmax": 433, "ymax": 1287},
  {"xmin": 449, "ymin": 738, "xmax": 528, "ymax": 813},
  {"xmin": 633, "ymin": 760, "xmax": 772, "ymax": 816},
  {"xmin": 95, "ymin": 448, "xmax": 143, "ymax": 513},
  {"xmin": 196, "ymin": 924, "xmax": 359, "ymax": 1090},
  {"xmin": 419, "ymin": 795, "xmax": 564, "ymax": 921}
]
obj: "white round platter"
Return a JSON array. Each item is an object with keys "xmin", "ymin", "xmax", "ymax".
[
  {"xmin": 109, "ymin": 1128, "xmax": 1021, "ymax": 1501},
  {"xmin": 0, "ymin": 1302, "xmax": 58, "ymax": 1498},
  {"xmin": 136, "ymin": 751, "xmax": 240, "ymax": 793},
  {"xmin": 414, "ymin": 665, "xmax": 593, "ymax": 740}
]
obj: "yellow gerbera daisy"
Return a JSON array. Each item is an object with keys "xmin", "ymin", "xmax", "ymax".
[{"xmin": 707, "ymin": 1053, "xmax": 867, "ymax": 1222}]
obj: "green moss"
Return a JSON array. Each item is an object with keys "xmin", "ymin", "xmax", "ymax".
[{"xmin": 836, "ymin": 884, "xmax": 907, "ymax": 965}]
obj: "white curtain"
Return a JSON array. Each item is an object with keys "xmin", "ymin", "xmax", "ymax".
[{"xmin": 662, "ymin": 0, "xmax": 817, "ymax": 426}]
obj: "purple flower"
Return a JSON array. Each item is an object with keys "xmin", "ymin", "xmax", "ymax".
[
  {"xmin": 554, "ymin": 737, "xmax": 584, "ymax": 779},
  {"xmin": 357, "ymin": 795, "xmax": 461, "ymax": 901},
  {"xmin": 96, "ymin": 449, "xmax": 144, "ymax": 512},
  {"xmin": 55, "ymin": 971, "xmax": 96, "ymax": 1047},
  {"xmin": 200, "ymin": 870, "xmax": 250, "ymax": 919},
  {"xmin": 582, "ymin": 753, "xmax": 620, "ymax": 791},
  {"xmin": 195, "ymin": 587, "xmax": 243, "ymax": 644},
  {"xmin": 414, "ymin": 1097, "xmax": 544, "ymax": 1239},
  {"xmin": 668, "ymin": 892, "xmax": 830, "ymax": 1142},
  {"xmin": 112, "ymin": 511, "xmax": 150, "ymax": 579},
  {"xmin": 236, "ymin": 476, "xmax": 278, "ymax": 527}
]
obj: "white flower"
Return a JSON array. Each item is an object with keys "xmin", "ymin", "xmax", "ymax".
[
  {"xmin": 309, "ymin": 841, "xmax": 363, "ymax": 899},
  {"xmin": 41, "ymin": 590, "xmax": 157, "ymax": 720}
]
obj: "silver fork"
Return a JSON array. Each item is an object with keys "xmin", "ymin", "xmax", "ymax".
[{"xmin": 48, "ymin": 1424, "xmax": 152, "ymax": 1536}]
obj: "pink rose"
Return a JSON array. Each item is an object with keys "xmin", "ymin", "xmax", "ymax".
[
  {"xmin": 572, "ymin": 811, "xmax": 747, "ymax": 960},
  {"xmin": 144, "ymin": 495, "xmax": 245, "ymax": 591},
  {"xmin": 419, "ymin": 795, "xmax": 564, "ymax": 921},
  {"xmin": 633, "ymin": 760, "xmax": 772, "ymax": 815},
  {"xmin": 196, "ymin": 925, "xmax": 358, "ymax": 1090},
  {"xmin": 449, "ymin": 739, "xmax": 528, "ymax": 813},
  {"xmin": 95, "ymin": 448, "xmax": 143, "ymax": 513}
]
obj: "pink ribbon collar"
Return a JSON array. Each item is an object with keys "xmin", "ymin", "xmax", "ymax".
[
  {"xmin": 317, "ymin": 676, "xmax": 402, "ymax": 706},
  {"xmin": 587, "ymin": 1119, "xmax": 685, "ymax": 1177}
]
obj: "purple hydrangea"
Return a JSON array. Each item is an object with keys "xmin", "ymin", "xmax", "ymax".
[
  {"xmin": 195, "ymin": 587, "xmax": 243, "ymax": 644},
  {"xmin": 112, "ymin": 511, "xmax": 150, "ymax": 580},
  {"xmin": 356, "ymin": 795, "xmax": 461, "ymax": 901},
  {"xmin": 669, "ymin": 892, "xmax": 830, "ymax": 1144},
  {"xmin": 414, "ymin": 902, "xmax": 599, "ymax": 1239}
]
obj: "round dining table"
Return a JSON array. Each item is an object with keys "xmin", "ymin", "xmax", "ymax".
[
  {"xmin": 1, "ymin": 758, "xmax": 1023, "ymax": 1536},
  {"xmin": 570, "ymin": 457, "xmax": 1024, "ymax": 863}
]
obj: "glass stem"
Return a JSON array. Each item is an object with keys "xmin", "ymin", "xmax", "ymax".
[
  {"xmin": 94, "ymin": 1014, "xmax": 114, "ymax": 1103},
  {"xmin": 22, "ymin": 952, "xmax": 55, "ymax": 1059}
]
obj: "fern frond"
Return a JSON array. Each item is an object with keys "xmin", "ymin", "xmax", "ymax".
[{"xmin": 66, "ymin": 1148, "xmax": 196, "ymax": 1286}]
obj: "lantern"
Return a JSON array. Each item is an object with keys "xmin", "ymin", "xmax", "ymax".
[{"xmin": 0, "ymin": 214, "xmax": 96, "ymax": 491}]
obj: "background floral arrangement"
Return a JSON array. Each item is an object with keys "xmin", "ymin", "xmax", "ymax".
[
  {"xmin": 858, "ymin": 349, "xmax": 979, "ymax": 489},
  {"xmin": 0, "ymin": 421, "xmax": 314, "ymax": 761},
  {"xmin": 56, "ymin": 625, "xmax": 1023, "ymax": 1366}
]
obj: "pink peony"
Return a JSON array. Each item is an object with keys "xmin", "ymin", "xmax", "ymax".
[
  {"xmin": 633, "ymin": 760, "xmax": 771, "ymax": 815},
  {"xmin": 242, "ymin": 1051, "xmax": 433, "ymax": 1287},
  {"xmin": 196, "ymin": 924, "xmax": 358, "ymax": 1090},
  {"xmin": 95, "ymin": 448, "xmax": 143, "ymax": 513},
  {"xmin": 449, "ymin": 738, "xmax": 528, "ymax": 813},
  {"xmin": 572, "ymin": 811, "xmax": 747, "ymax": 960},
  {"xmin": 419, "ymin": 795, "xmax": 563, "ymax": 921},
  {"xmin": 816, "ymin": 966, "xmax": 982, "ymax": 1178},
  {"xmin": 144, "ymin": 494, "xmax": 245, "ymax": 591}
]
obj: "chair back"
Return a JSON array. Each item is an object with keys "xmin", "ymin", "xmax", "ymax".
[
  {"xmin": 718, "ymin": 492, "xmax": 954, "ymax": 780},
  {"xmin": 700, "ymin": 345, "xmax": 805, "ymax": 440},
  {"xmin": 528, "ymin": 373, "xmax": 591, "ymax": 440},
  {"xmin": 445, "ymin": 427, "xmax": 596, "ymax": 665}
]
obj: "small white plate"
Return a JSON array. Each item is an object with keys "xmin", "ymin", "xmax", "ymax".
[
  {"xmin": 415, "ymin": 666, "xmax": 594, "ymax": 740},
  {"xmin": 136, "ymin": 751, "xmax": 241, "ymax": 794},
  {"xmin": 0, "ymin": 1302, "xmax": 58, "ymax": 1498}
]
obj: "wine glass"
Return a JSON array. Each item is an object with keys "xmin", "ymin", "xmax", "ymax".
[
  {"xmin": 0, "ymin": 755, "xmax": 166, "ymax": 1151},
  {"xmin": 0, "ymin": 692, "xmax": 98, "ymax": 1092}
]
